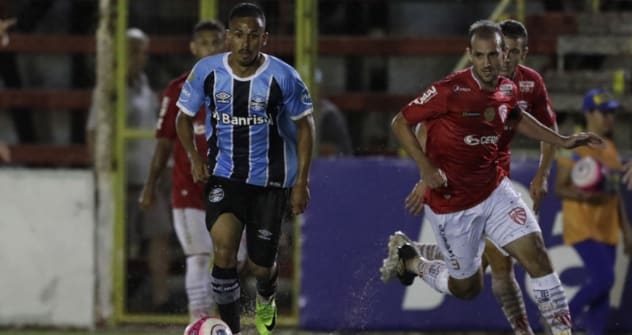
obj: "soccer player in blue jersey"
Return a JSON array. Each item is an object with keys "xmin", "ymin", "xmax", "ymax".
[{"xmin": 175, "ymin": 3, "xmax": 315, "ymax": 335}]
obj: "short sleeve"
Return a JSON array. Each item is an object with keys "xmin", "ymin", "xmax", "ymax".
[
  {"xmin": 176, "ymin": 61, "xmax": 207, "ymax": 117},
  {"xmin": 155, "ymin": 83, "xmax": 179, "ymax": 139},
  {"xmin": 532, "ymin": 77, "xmax": 556, "ymax": 127},
  {"xmin": 283, "ymin": 70, "xmax": 313, "ymax": 121},
  {"xmin": 400, "ymin": 84, "xmax": 448, "ymax": 124}
]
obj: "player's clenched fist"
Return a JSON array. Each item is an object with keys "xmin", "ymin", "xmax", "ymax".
[{"xmin": 189, "ymin": 152, "xmax": 209, "ymax": 183}]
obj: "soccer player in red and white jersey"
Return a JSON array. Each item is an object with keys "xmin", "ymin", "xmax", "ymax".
[
  {"xmin": 391, "ymin": 20, "xmax": 561, "ymax": 334},
  {"xmin": 486, "ymin": 19, "xmax": 560, "ymax": 334},
  {"xmin": 381, "ymin": 20, "xmax": 603, "ymax": 335},
  {"xmin": 139, "ymin": 20, "xmax": 246, "ymax": 321},
  {"xmin": 498, "ymin": 19, "xmax": 558, "ymax": 208}
]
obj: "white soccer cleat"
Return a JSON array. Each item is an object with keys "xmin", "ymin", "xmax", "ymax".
[
  {"xmin": 379, "ymin": 231, "xmax": 418, "ymax": 286},
  {"xmin": 391, "ymin": 230, "xmax": 445, "ymax": 261},
  {"xmin": 389, "ymin": 231, "xmax": 416, "ymax": 251}
]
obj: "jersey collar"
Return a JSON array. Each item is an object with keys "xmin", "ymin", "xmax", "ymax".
[{"xmin": 223, "ymin": 52, "xmax": 271, "ymax": 81}]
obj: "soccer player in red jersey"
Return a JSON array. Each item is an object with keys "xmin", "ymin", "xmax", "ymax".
[
  {"xmin": 381, "ymin": 20, "xmax": 603, "ymax": 335},
  {"xmin": 393, "ymin": 20, "xmax": 560, "ymax": 334},
  {"xmin": 139, "ymin": 20, "xmax": 246, "ymax": 321}
]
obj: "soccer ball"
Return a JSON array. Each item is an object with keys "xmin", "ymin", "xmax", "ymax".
[
  {"xmin": 184, "ymin": 317, "xmax": 232, "ymax": 335},
  {"xmin": 571, "ymin": 156, "xmax": 605, "ymax": 192}
]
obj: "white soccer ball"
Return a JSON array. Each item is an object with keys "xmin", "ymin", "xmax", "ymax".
[{"xmin": 184, "ymin": 317, "xmax": 232, "ymax": 335}]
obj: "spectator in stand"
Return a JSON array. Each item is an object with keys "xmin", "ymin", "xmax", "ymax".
[
  {"xmin": 87, "ymin": 28, "xmax": 173, "ymax": 313},
  {"xmin": 314, "ymin": 69, "xmax": 353, "ymax": 157}
]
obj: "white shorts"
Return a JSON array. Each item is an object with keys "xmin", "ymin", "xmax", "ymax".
[
  {"xmin": 423, "ymin": 177, "xmax": 540, "ymax": 279},
  {"xmin": 172, "ymin": 208, "xmax": 248, "ymax": 262},
  {"xmin": 173, "ymin": 208, "xmax": 212, "ymax": 255}
]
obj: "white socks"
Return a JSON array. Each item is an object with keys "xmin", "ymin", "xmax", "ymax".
[
  {"xmin": 530, "ymin": 273, "xmax": 573, "ymax": 335},
  {"xmin": 417, "ymin": 259, "xmax": 451, "ymax": 294},
  {"xmin": 491, "ymin": 275, "xmax": 534, "ymax": 335},
  {"xmin": 186, "ymin": 254, "xmax": 212, "ymax": 320}
]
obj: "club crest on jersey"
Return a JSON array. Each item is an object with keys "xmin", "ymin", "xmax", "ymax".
[
  {"xmin": 484, "ymin": 107, "xmax": 495, "ymax": 121},
  {"xmin": 180, "ymin": 86, "xmax": 192, "ymax": 103},
  {"xmin": 498, "ymin": 104, "xmax": 509, "ymax": 123},
  {"xmin": 208, "ymin": 186, "xmax": 224, "ymax": 203},
  {"xmin": 250, "ymin": 95, "xmax": 267, "ymax": 112},
  {"xmin": 215, "ymin": 91, "xmax": 231, "ymax": 104},
  {"xmin": 509, "ymin": 207, "xmax": 527, "ymax": 225},
  {"xmin": 519, "ymin": 80, "xmax": 534, "ymax": 93}
]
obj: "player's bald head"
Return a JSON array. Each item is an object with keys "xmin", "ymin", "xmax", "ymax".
[{"xmin": 467, "ymin": 20, "xmax": 503, "ymax": 49}]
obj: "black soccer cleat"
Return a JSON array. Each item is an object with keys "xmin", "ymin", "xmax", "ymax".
[{"xmin": 396, "ymin": 243, "xmax": 418, "ymax": 286}]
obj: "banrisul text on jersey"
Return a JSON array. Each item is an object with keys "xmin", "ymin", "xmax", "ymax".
[{"xmin": 176, "ymin": 52, "xmax": 313, "ymax": 188}]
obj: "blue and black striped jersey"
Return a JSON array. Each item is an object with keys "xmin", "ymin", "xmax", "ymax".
[{"xmin": 176, "ymin": 52, "xmax": 313, "ymax": 188}]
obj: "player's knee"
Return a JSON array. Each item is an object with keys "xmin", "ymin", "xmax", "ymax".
[
  {"xmin": 449, "ymin": 277, "xmax": 483, "ymax": 300},
  {"xmin": 520, "ymin": 247, "xmax": 553, "ymax": 277},
  {"xmin": 508, "ymin": 234, "xmax": 554, "ymax": 277},
  {"xmin": 213, "ymin": 245, "xmax": 239, "ymax": 267},
  {"xmin": 489, "ymin": 256, "xmax": 514, "ymax": 278}
]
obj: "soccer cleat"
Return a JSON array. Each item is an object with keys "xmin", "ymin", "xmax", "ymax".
[
  {"xmin": 389, "ymin": 231, "xmax": 417, "ymax": 252},
  {"xmin": 391, "ymin": 231, "xmax": 445, "ymax": 261},
  {"xmin": 255, "ymin": 294, "xmax": 277, "ymax": 335},
  {"xmin": 380, "ymin": 232, "xmax": 419, "ymax": 286}
]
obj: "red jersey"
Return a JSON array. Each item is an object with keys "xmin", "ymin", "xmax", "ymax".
[
  {"xmin": 497, "ymin": 64, "xmax": 557, "ymax": 173},
  {"xmin": 401, "ymin": 68, "xmax": 518, "ymax": 213},
  {"xmin": 156, "ymin": 72, "xmax": 207, "ymax": 209}
]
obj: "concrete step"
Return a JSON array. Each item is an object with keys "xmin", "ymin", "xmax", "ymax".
[
  {"xmin": 576, "ymin": 12, "xmax": 632, "ymax": 35},
  {"xmin": 556, "ymin": 36, "xmax": 632, "ymax": 70},
  {"xmin": 558, "ymin": 36, "xmax": 632, "ymax": 56},
  {"xmin": 543, "ymin": 70, "xmax": 628, "ymax": 93}
]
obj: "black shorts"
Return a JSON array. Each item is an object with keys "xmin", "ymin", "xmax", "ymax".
[{"xmin": 205, "ymin": 176, "xmax": 290, "ymax": 267}]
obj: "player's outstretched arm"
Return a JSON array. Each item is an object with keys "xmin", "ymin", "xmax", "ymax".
[
  {"xmin": 176, "ymin": 111, "xmax": 208, "ymax": 183},
  {"xmin": 516, "ymin": 110, "xmax": 604, "ymax": 149},
  {"xmin": 139, "ymin": 138, "xmax": 173, "ymax": 209},
  {"xmin": 291, "ymin": 114, "xmax": 315, "ymax": 216}
]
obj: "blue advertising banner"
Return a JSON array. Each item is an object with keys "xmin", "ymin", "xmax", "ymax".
[{"xmin": 300, "ymin": 157, "xmax": 632, "ymax": 332}]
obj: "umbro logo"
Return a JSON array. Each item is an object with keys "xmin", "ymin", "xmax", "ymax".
[
  {"xmin": 215, "ymin": 91, "xmax": 231, "ymax": 104},
  {"xmin": 258, "ymin": 229, "xmax": 273, "ymax": 240}
]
